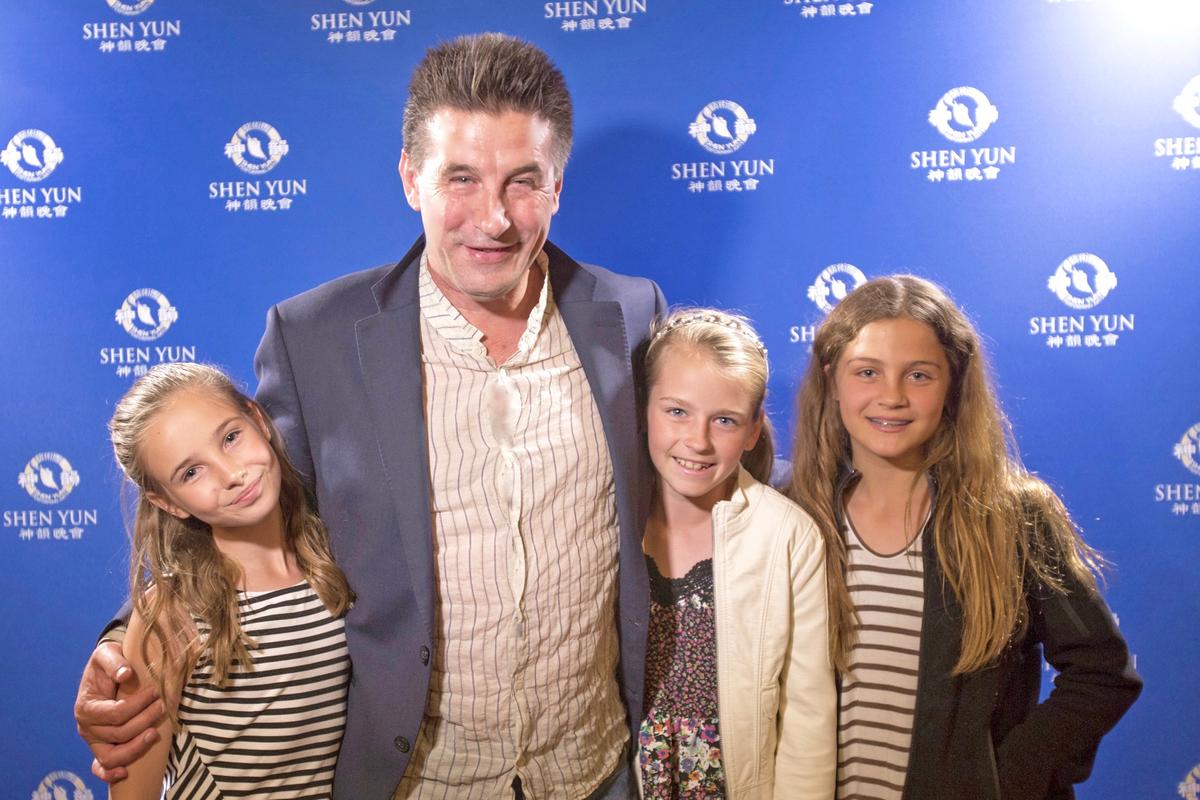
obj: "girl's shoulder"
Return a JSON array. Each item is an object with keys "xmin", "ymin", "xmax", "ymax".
[
  {"xmin": 739, "ymin": 474, "xmax": 823, "ymax": 545},
  {"xmin": 125, "ymin": 588, "xmax": 198, "ymax": 710}
]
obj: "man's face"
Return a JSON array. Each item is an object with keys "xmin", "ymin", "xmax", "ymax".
[{"xmin": 399, "ymin": 109, "xmax": 563, "ymax": 306}]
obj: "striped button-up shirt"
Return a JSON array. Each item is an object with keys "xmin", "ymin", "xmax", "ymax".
[{"xmin": 394, "ymin": 253, "xmax": 627, "ymax": 799}]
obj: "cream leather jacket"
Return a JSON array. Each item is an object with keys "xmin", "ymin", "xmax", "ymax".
[
  {"xmin": 639, "ymin": 467, "xmax": 836, "ymax": 799},
  {"xmin": 712, "ymin": 467, "xmax": 836, "ymax": 799}
]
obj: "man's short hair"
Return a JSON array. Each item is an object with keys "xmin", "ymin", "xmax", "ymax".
[{"xmin": 402, "ymin": 33, "xmax": 573, "ymax": 175}]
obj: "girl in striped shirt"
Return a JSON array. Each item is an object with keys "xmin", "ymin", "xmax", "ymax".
[
  {"xmin": 789, "ymin": 275, "xmax": 1140, "ymax": 800},
  {"xmin": 108, "ymin": 363, "xmax": 354, "ymax": 800}
]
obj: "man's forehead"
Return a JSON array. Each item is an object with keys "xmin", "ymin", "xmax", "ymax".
[{"xmin": 414, "ymin": 109, "xmax": 559, "ymax": 170}]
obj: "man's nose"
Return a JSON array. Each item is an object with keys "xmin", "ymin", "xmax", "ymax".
[{"xmin": 475, "ymin": 190, "xmax": 511, "ymax": 238}]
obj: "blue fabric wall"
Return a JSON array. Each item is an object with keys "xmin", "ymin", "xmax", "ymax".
[{"xmin": 3, "ymin": 1, "xmax": 1197, "ymax": 796}]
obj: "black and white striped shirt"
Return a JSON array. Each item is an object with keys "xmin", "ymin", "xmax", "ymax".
[
  {"xmin": 165, "ymin": 582, "xmax": 350, "ymax": 799},
  {"xmin": 836, "ymin": 522, "xmax": 925, "ymax": 800}
]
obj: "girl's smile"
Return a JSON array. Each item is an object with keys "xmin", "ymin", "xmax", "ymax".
[
  {"xmin": 832, "ymin": 317, "xmax": 950, "ymax": 472},
  {"xmin": 139, "ymin": 389, "xmax": 282, "ymax": 535},
  {"xmin": 647, "ymin": 348, "xmax": 763, "ymax": 513}
]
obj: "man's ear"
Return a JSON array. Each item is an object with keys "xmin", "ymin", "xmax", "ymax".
[
  {"xmin": 146, "ymin": 491, "xmax": 190, "ymax": 521},
  {"xmin": 399, "ymin": 150, "xmax": 421, "ymax": 211},
  {"xmin": 549, "ymin": 171, "xmax": 563, "ymax": 215}
]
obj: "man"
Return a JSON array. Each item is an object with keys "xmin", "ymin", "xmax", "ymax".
[{"xmin": 75, "ymin": 33, "xmax": 664, "ymax": 798}]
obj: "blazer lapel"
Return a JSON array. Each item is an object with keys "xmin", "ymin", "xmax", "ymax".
[
  {"xmin": 549, "ymin": 248, "xmax": 639, "ymax": 518},
  {"xmin": 353, "ymin": 240, "xmax": 435, "ymax": 639}
]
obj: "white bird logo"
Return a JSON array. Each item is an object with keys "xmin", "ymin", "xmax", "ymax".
[
  {"xmin": 244, "ymin": 134, "xmax": 268, "ymax": 161},
  {"xmin": 949, "ymin": 101, "xmax": 974, "ymax": 129},
  {"xmin": 830, "ymin": 278, "xmax": 848, "ymax": 300},
  {"xmin": 21, "ymin": 143, "xmax": 42, "ymax": 167},
  {"xmin": 136, "ymin": 302, "xmax": 158, "ymax": 327},
  {"xmin": 709, "ymin": 113, "xmax": 734, "ymax": 140},
  {"xmin": 39, "ymin": 466, "xmax": 59, "ymax": 489},
  {"xmin": 1068, "ymin": 266, "xmax": 1094, "ymax": 295}
]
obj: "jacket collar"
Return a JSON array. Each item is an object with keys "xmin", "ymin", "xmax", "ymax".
[{"xmin": 711, "ymin": 465, "xmax": 764, "ymax": 527}]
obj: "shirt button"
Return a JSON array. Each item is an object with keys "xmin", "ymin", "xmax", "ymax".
[
  {"xmin": 419, "ymin": 645, "xmax": 430, "ymax": 665},
  {"xmin": 394, "ymin": 736, "xmax": 410, "ymax": 753}
]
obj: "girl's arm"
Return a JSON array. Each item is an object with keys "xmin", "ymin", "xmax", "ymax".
[
  {"xmin": 109, "ymin": 608, "xmax": 176, "ymax": 800},
  {"xmin": 994, "ymin": 538, "xmax": 1142, "ymax": 799},
  {"xmin": 773, "ymin": 516, "xmax": 837, "ymax": 799}
]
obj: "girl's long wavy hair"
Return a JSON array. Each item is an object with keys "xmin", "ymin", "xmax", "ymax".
[
  {"xmin": 643, "ymin": 308, "xmax": 775, "ymax": 484},
  {"xmin": 110, "ymin": 363, "xmax": 353, "ymax": 722},
  {"xmin": 788, "ymin": 276, "xmax": 1102, "ymax": 674}
]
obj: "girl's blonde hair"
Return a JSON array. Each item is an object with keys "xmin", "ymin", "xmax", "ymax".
[
  {"xmin": 643, "ymin": 308, "xmax": 774, "ymax": 484},
  {"xmin": 110, "ymin": 362, "xmax": 353, "ymax": 721},
  {"xmin": 788, "ymin": 275, "xmax": 1102, "ymax": 674}
]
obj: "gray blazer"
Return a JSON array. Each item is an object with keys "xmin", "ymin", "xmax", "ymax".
[{"xmin": 254, "ymin": 236, "xmax": 664, "ymax": 798}]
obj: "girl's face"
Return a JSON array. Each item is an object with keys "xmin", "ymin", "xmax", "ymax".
[
  {"xmin": 831, "ymin": 317, "xmax": 950, "ymax": 472},
  {"xmin": 646, "ymin": 347, "xmax": 763, "ymax": 513},
  {"xmin": 139, "ymin": 389, "xmax": 282, "ymax": 534}
]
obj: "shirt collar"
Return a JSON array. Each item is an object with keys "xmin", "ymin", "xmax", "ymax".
[{"xmin": 418, "ymin": 250, "xmax": 553, "ymax": 360}]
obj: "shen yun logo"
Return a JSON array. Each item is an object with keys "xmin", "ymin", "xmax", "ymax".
[
  {"xmin": 1, "ymin": 130, "xmax": 64, "ymax": 183},
  {"xmin": 913, "ymin": 86, "xmax": 1014, "ymax": 182},
  {"xmin": 689, "ymin": 100, "xmax": 757, "ymax": 155},
  {"xmin": 1046, "ymin": 253, "xmax": 1117, "ymax": 310},
  {"xmin": 213, "ymin": 122, "xmax": 307, "ymax": 213},
  {"xmin": 106, "ymin": 0, "xmax": 154, "ymax": 14},
  {"xmin": 31, "ymin": 771, "xmax": 93, "ymax": 800},
  {"xmin": 807, "ymin": 264, "xmax": 867, "ymax": 313},
  {"xmin": 792, "ymin": 264, "xmax": 868, "ymax": 345},
  {"xmin": 1157, "ymin": 423, "xmax": 1200, "ymax": 517},
  {"xmin": 1030, "ymin": 253, "xmax": 1132, "ymax": 350},
  {"xmin": 103, "ymin": 289, "xmax": 195, "ymax": 377},
  {"xmin": 18, "ymin": 453, "xmax": 81, "ymax": 505},
  {"xmin": 115, "ymin": 288, "xmax": 178, "ymax": 341},
  {"xmin": 1, "ymin": 129, "xmax": 82, "ymax": 220},
  {"xmin": 1174, "ymin": 423, "xmax": 1200, "ymax": 478},
  {"xmin": 225, "ymin": 122, "xmax": 289, "ymax": 175},
  {"xmin": 928, "ymin": 86, "xmax": 999, "ymax": 143},
  {"xmin": 1173, "ymin": 75, "xmax": 1200, "ymax": 129},
  {"xmin": 1158, "ymin": 75, "xmax": 1200, "ymax": 172},
  {"xmin": 1181, "ymin": 763, "xmax": 1200, "ymax": 800},
  {"xmin": 674, "ymin": 100, "xmax": 774, "ymax": 194}
]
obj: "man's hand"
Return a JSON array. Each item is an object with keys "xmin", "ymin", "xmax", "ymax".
[{"xmin": 73, "ymin": 641, "xmax": 164, "ymax": 783}]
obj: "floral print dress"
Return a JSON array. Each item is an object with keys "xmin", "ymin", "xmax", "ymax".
[{"xmin": 638, "ymin": 554, "xmax": 726, "ymax": 798}]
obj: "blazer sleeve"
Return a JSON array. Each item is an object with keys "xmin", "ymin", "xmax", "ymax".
[
  {"xmin": 995, "ymin": 544, "xmax": 1142, "ymax": 799},
  {"xmin": 254, "ymin": 303, "xmax": 316, "ymax": 488},
  {"xmin": 773, "ymin": 515, "xmax": 837, "ymax": 799}
]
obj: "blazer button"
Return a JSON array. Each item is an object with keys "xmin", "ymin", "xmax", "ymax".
[
  {"xmin": 394, "ymin": 736, "xmax": 410, "ymax": 753},
  {"xmin": 420, "ymin": 645, "xmax": 430, "ymax": 665}
]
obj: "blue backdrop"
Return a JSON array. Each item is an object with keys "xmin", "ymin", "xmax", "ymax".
[{"xmin": 2, "ymin": 1, "xmax": 1197, "ymax": 797}]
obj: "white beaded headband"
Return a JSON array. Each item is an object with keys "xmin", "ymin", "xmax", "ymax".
[{"xmin": 651, "ymin": 310, "xmax": 768, "ymax": 359}]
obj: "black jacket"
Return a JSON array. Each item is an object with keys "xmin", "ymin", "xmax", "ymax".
[{"xmin": 834, "ymin": 471, "xmax": 1142, "ymax": 800}]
